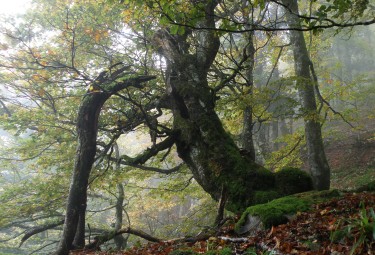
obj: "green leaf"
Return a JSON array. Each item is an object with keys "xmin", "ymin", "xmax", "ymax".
[{"xmin": 170, "ymin": 24, "xmax": 180, "ymax": 35}]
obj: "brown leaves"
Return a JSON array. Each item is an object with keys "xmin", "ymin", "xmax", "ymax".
[
  {"xmin": 247, "ymin": 192, "xmax": 375, "ymax": 255},
  {"xmin": 70, "ymin": 192, "xmax": 375, "ymax": 255}
]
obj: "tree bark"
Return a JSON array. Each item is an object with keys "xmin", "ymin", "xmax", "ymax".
[
  {"xmin": 54, "ymin": 72, "xmax": 155, "ymax": 255},
  {"xmin": 153, "ymin": 1, "xmax": 275, "ymax": 212},
  {"xmin": 114, "ymin": 142, "xmax": 127, "ymax": 250},
  {"xmin": 114, "ymin": 183, "xmax": 127, "ymax": 250},
  {"xmin": 20, "ymin": 219, "xmax": 64, "ymax": 247},
  {"xmin": 85, "ymin": 227, "xmax": 161, "ymax": 250},
  {"xmin": 241, "ymin": 29, "xmax": 256, "ymax": 161},
  {"xmin": 281, "ymin": 0, "xmax": 331, "ymax": 190}
]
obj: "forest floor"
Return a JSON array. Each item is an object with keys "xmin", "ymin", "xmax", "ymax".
[
  {"xmin": 325, "ymin": 131, "xmax": 375, "ymax": 191},
  {"xmin": 70, "ymin": 135, "xmax": 375, "ymax": 255},
  {"xmin": 70, "ymin": 191, "xmax": 375, "ymax": 255}
]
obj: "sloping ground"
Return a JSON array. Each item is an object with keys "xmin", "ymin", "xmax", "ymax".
[
  {"xmin": 325, "ymin": 132, "xmax": 375, "ymax": 190},
  {"xmin": 326, "ymin": 132, "xmax": 375, "ymax": 170},
  {"xmin": 70, "ymin": 192, "xmax": 375, "ymax": 255},
  {"xmin": 69, "ymin": 133, "xmax": 375, "ymax": 255},
  {"xmin": 242, "ymin": 192, "xmax": 375, "ymax": 255}
]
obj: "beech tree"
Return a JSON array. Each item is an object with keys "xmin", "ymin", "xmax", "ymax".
[
  {"xmin": 0, "ymin": 0, "xmax": 374, "ymax": 254},
  {"xmin": 56, "ymin": 0, "xmax": 375, "ymax": 253},
  {"xmin": 281, "ymin": 0, "xmax": 331, "ymax": 190}
]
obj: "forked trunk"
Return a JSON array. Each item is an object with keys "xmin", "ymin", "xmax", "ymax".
[{"xmin": 153, "ymin": 1, "xmax": 275, "ymax": 212}]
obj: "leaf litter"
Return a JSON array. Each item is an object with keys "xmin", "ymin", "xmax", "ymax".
[{"xmin": 71, "ymin": 192, "xmax": 374, "ymax": 255}]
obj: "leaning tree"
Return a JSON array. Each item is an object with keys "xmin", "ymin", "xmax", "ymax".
[
  {"xmin": 54, "ymin": 0, "xmax": 375, "ymax": 253},
  {"xmin": 1, "ymin": 0, "xmax": 374, "ymax": 254}
]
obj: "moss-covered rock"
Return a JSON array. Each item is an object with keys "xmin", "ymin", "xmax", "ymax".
[
  {"xmin": 275, "ymin": 167, "xmax": 313, "ymax": 196},
  {"xmin": 225, "ymin": 167, "xmax": 314, "ymax": 212},
  {"xmin": 235, "ymin": 190, "xmax": 341, "ymax": 232},
  {"xmin": 253, "ymin": 168, "xmax": 276, "ymax": 190},
  {"xmin": 236, "ymin": 195, "xmax": 311, "ymax": 230}
]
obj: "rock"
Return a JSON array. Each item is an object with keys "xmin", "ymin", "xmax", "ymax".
[{"xmin": 235, "ymin": 214, "xmax": 263, "ymax": 235}]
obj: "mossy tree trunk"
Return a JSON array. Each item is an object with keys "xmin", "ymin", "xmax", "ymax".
[{"xmin": 154, "ymin": 1, "xmax": 274, "ymax": 212}]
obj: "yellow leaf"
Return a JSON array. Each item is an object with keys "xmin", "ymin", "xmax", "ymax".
[
  {"xmin": 88, "ymin": 84, "xmax": 101, "ymax": 93},
  {"xmin": 31, "ymin": 74, "xmax": 41, "ymax": 82},
  {"xmin": 38, "ymin": 89, "xmax": 46, "ymax": 97},
  {"xmin": 320, "ymin": 209, "xmax": 329, "ymax": 215},
  {"xmin": 94, "ymin": 32, "xmax": 101, "ymax": 43}
]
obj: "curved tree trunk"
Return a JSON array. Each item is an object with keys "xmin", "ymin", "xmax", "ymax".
[
  {"xmin": 154, "ymin": 1, "xmax": 274, "ymax": 212},
  {"xmin": 281, "ymin": 0, "xmax": 331, "ymax": 190},
  {"xmin": 54, "ymin": 73, "xmax": 155, "ymax": 255}
]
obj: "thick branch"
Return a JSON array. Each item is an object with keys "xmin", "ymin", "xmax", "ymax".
[
  {"xmin": 196, "ymin": 0, "xmax": 220, "ymax": 71},
  {"xmin": 0, "ymin": 99, "xmax": 12, "ymax": 116},
  {"xmin": 168, "ymin": 18, "xmax": 375, "ymax": 33},
  {"xmin": 116, "ymin": 161, "xmax": 184, "ymax": 175},
  {"xmin": 85, "ymin": 227, "xmax": 161, "ymax": 250},
  {"xmin": 118, "ymin": 135, "xmax": 176, "ymax": 165},
  {"xmin": 20, "ymin": 219, "xmax": 64, "ymax": 247},
  {"xmin": 84, "ymin": 226, "xmax": 221, "ymax": 251},
  {"xmin": 271, "ymin": 0, "xmax": 373, "ymax": 29}
]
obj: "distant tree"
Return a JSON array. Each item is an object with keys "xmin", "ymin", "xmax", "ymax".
[{"xmin": 281, "ymin": 0, "xmax": 331, "ymax": 190}]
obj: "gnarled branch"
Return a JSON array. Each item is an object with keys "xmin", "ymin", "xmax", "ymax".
[
  {"xmin": 19, "ymin": 219, "xmax": 64, "ymax": 247},
  {"xmin": 85, "ymin": 227, "xmax": 161, "ymax": 250}
]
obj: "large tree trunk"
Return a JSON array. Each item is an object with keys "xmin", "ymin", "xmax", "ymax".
[
  {"xmin": 281, "ymin": 0, "xmax": 331, "ymax": 190},
  {"xmin": 54, "ymin": 73, "xmax": 155, "ymax": 255},
  {"xmin": 154, "ymin": 1, "xmax": 274, "ymax": 212}
]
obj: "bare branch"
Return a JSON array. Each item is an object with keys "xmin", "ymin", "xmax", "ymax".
[
  {"xmin": 118, "ymin": 135, "xmax": 176, "ymax": 165},
  {"xmin": 19, "ymin": 219, "xmax": 65, "ymax": 247},
  {"xmin": 0, "ymin": 99, "xmax": 12, "ymax": 116},
  {"xmin": 84, "ymin": 227, "xmax": 162, "ymax": 250},
  {"xmin": 29, "ymin": 240, "xmax": 59, "ymax": 255},
  {"xmin": 308, "ymin": 61, "xmax": 356, "ymax": 129},
  {"xmin": 118, "ymin": 162, "xmax": 184, "ymax": 175}
]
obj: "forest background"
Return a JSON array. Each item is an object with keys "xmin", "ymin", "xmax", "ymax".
[{"xmin": 0, "ymin": 0, "xmax": 374, "ymax": 254}]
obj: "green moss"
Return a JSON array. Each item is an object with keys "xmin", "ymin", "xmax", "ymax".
[
  {"xmin": 170, "ymin": 250, "xmax": 197, "ymax": 255},
  {"xmin": 218, "ymin": 247, "xmax": 232, "ymax": 255},
  {"xmin": 203, "ymin": 248, "xmax": 232, "ymax": 255},
  {"xmin": 293, "ymin": 189, "xmax": 341, "ymax": 201},
  {"xmin": 252, "ymin": 190, "xmax": 281, "ymax": 204},
  {"xmin": 356, "ymin": 180, "xmax": 375, "ymax": 192},
  {"xmin": 235, "ymin": 190, "xmax": 341, "ymax": 231},
  {"xmin": 239, "ymin": 196, "xmax": 312, "ymax": 229},
  {"xmin": 275, "ymin": 167, "xmax": 313, "ymax": 196},
  {"xmin": 220, "ymin": 141, "xmax": 278, "ymax": 212},
  {"xmin": 204, "ymin": 252, "xmax": 216, "ymax": 255},
  {"xmin": 253, "ymin": 167, "xmax": 275, "ymax": 190}
]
